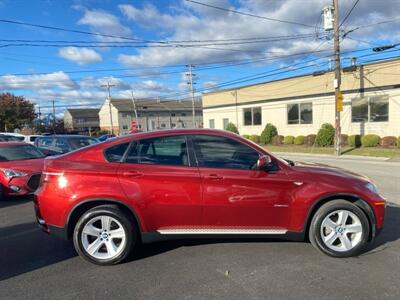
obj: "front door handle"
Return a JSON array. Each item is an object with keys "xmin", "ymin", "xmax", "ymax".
[
  {"xmin": 205, "ymin": 174, "xmax": 223, "ymax": 180},
  {"xmin": 122, "ymin": 171, "xmax": 143, "ymax": 178}
]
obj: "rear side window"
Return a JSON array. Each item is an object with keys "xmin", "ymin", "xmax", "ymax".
[
  {"xmin": 125, "ymin": 136, "xmax": 189, "ymax": 166},
  {"xmin": 104, "ymin": 142, "xmax": 130, "ymax": 162},
  {"xmin": 192, "ymin": 135, "xmax": 259, "ymax": 170},
  {"xmin": 37, "ymin": 137, "xmax": 54, "ymax": 147}
]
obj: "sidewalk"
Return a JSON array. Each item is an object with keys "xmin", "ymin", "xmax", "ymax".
[{"xmin": 270, "ymin": 151, "xmax": 396, "ymax": 162}]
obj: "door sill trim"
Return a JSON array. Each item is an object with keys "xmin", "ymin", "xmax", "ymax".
[{"xmin": 156, "ymin": 228, "xmax": 287, "ymax": 235}]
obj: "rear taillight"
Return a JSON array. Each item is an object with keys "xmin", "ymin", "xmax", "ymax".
[{"xmin": 42, "ymin": 172, "xmax": 68, "ymax": 188}]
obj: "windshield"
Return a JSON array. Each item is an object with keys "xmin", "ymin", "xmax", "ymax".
[
  {"xmin": 69, "ymin": 137, "xmax": 98, "ymax": 149},
  {"xmin": 0, "ymin": 144, "xmax": 45, "ymax": 161},
  {"xmin": 0, "ymin": 135, "xmax": 20, "ymax": 142}
]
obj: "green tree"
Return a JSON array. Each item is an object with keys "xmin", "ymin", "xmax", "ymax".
[
  {"xmin": 0, "ymin": 93, "xmax": 35, "ymax": 132},
  {"xmin": 260, "ymin": 123, "xmax": 278, "ymax": 144},
  {"xmin": 225, "ymin": 122, "xmax": 239, "ymax": 134}
]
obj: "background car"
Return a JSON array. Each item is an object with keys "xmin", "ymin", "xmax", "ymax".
[
  {"xmin": 0, "ymin": 132, "xmax": 25, "ymax": 141},
  {"xmin": 24, "ymin": 135, "xmax": 42, "ymax": 144},
  {"xmin": 34, "ymin": 129, "xmax": 385, "ymax": 265},
  {"xmin": 34, "ymin": 135, "xmax": 98, "ymax": 155},
  {"xmin": 0, "ymin": 134, "xmax": 21, "ymax": 142},
  {"xmin": 0, "ymin": 142, "xmax": 44, "ymax": 200},
  {"xmin": 98, "ymin": 134, "xmax": 116, "ymax": 142}
]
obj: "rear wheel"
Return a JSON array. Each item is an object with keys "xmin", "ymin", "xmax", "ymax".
[
  {"xmin": 73, "ymin": 205, "xmax": 136, "ymax": 265},
  {"xmin": 309, "ymin": 200, "xmax": 370, "ymax": 257}
]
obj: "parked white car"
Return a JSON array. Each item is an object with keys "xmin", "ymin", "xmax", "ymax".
[{"xmin": 0, "ymin": 133, "xmax": 42, "ymax": 144}]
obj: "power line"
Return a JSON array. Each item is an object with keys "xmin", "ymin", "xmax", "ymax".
[
  {"xmin": 339, "ymin": 0, "xmax": 360, "ymax": 28},
  {"xmin": 185, "ymin": 0, "xmax": 318, "ymax": 28}
]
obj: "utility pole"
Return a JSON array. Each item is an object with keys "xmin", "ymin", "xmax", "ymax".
[
  {"xmin": 101, "ymin": 82, "xmax": 116, "ymax": 135},
  {"xmin": 130, "ymin": 90, "xmax": 138, "ymax": 121},
  {"xmin": 333, "ymin": 0, "xmax": 342, "ymax": 156},
  {"xmin": 51, "ymin": 100, "xmax": 56, "ymax": 133},
  {"xmin": 187, "ymin": 64, "xmax": 196, "ymax": 128}
]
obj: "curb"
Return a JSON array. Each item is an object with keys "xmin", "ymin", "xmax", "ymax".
[{"xmin": 270, "ymin": 151, "xmax": 390, "ymax": 161}]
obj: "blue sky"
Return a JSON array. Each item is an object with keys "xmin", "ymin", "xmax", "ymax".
[{"xmin": 0, "ymin": 0, "xmax": 399, "ymax": 116}]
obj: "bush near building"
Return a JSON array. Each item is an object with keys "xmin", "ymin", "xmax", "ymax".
[
  {"xmin": 260, "ymin": 123, "xmax": 278, "ymax": 144},
  {"xmin": 294, "ymin": 135, "xmax": 305, "ymax": 145},
  {"xmin": 361, "ymin": 134, "xmax": 381, "ymax": 147},
  {"xmin": 315, "ymin": 123, "xmax": 335, "ymax": 146},
  {"xmin": 242, "ymin": 134, "xmax": 250, "ymax": 139},
  {"xmin": 249, "ymin": 135, "xmax": 260, "ymax": 143},
  {"xmin": 305, "ymin": 134, "xmax": 317, "ymax": 146},
  {"xmin": 380, "ymin": 136, "xmax": 397, "ymax": 148},
  {"xmin": 272, "ymin": 135, "xmax": 284, "ymax": 145},
  {"xmin": 340, "ymin": 134, "xmax": 349, "ymax": 146},
  {"xmin": 283, "ymin": 135, "xmax": 295, "ymax": 144},
  {"xmin": 348, "ymin": 135, "xmax": 361, "ymax": 148},
  {"xmin": 225, "ymin": 122, "xmax": 239, "ymax": 134},
  {"xmin": 398, "ymin": 136, "xmax": 400, "ymax": 148}
]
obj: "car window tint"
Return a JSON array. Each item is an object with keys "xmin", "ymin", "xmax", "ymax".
[
  {"xmin": 104, "ymin": 142, "xmax": 130, "ymax": 162},
  {"xmin": 125, "ymin": 136, "xmax": 189, "ymax": 166},
  {"xmin": 69, "ymin": 137, "xmax": 98, "ymax": 149},
  {"xmin": 38, "ymin": 137, "xmax": 54, "ymax": 147},
  {"xmin": 0, "ymin": 145, "xmax": 44, "ymax": 161},
  {"xmin": 192, "ymin": 135, "xmax": 259, "ymax": 170},
  {"xmin": 55, "ymin": 138, "xmax": 71, "ymax": 152}
]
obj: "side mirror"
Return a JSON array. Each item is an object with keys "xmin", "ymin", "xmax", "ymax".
[{"xmin": 257, "ymin": 155, "xmax": 272, "ymax": 170}]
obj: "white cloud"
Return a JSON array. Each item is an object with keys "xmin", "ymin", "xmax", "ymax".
[
  {"xmin": 78, "ymin": 9, "xmax": 132, "ymax": 41},
  {"xmin": 0, "ymin": 72, "xmax": 77, "ymax": 90},
  {"xmin": 58, "ymin": 47, "xmax": 102, "ymax": 65}
]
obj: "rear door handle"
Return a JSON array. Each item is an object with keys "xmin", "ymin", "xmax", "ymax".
[
  {"xmin": 122, "ymin": 171, "xmax": 143, "ymax": 178},
  {"xmin": 205, "ymin": 174, "xmax": 223, "ymax": 180}
]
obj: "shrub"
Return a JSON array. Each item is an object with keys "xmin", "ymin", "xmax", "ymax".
[
  {"xmin": 225, "ymin": 122, "xmax": 239, "ymax": 134},
  {"xmin": 249, "ymin": 134, "xmax": 260, "ymax": 143},
  {"xmin": 283, "ymin": 135, "xmax": 295, "ymax": 144},
  {"xmin": 272, "ymin": 135, "xmax": 284, "ymax": 145},
  {"xmin": 294, "ymin": 135, "xmax": 305, "ymax": 145},
  {"xmin": 315, "ymin": 123, "xmax": 335, "ymax": 146},
  {"xmin": 380, "ymin": 136, "xmax": 397, "ymax": 148},
  {"xmin": 305, "ymin": 134, "xmax": 317, "ymax": 146},
  {"xmin": 361, "ymin": 134, "xmax": 381, "ymax": 147},
  {"xmin": 242, "ymin": 134, "xmax": 250, "ymax": 139},
  {"xmin": 340, "ymin": 134, "xmax": 349, "ymax": 146},
  {"xmin": 348, "ymin": 135, "xmax": 361, "ymax": 148},
  {"xmin": 260, "ymin": 123, "xmax": 278, "ymax": 144},
  {"xmin": 398, "ymin": 137, "xmax": 400, "ymax": 149}
]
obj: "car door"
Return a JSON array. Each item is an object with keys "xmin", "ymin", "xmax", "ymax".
[
  {"xmin": 117, "ymin": 134, "xmax": 202, "ymax": 232},
  {"xmin": 190, "ymin": 134, "xmax": 295, "ymax": 231}
]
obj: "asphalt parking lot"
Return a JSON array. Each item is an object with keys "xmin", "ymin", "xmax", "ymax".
[{"xmin": 1, "ymin": 156, "xmax": 399, "ymax": 300}]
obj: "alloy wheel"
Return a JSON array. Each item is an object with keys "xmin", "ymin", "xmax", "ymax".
[
  {"xmin": 320, "ymin": 209, "xmax": 363, "ymax": 252},
  {"xmin": 81, "ymin": 215, "xmax": 127, "ymax": 260}
]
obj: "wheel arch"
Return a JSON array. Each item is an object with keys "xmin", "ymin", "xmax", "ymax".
[
  {"xmin": 66, "ymin": 198, "xmax": 143, "ymax": 240},
  {"xmin": 304, "ymin": 193, "xmax": 376, "ymax": 241}
]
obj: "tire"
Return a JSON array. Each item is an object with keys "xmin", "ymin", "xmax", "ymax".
[
  {"xmin": 73, "ymin": 205, "xmax": 136, "ymax": 265},
  {"xmin": 309, "ymin": 200, "xmax": 370, "ymax": 258}
]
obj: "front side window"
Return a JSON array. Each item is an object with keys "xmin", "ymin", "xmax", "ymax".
[
  {"xmin": 125, "ymin": 135, "xmax": 189, "ymax": 166},
  {"xmin": 192, "ymin": 135, "xmax": 259, "ymax": 170},
  {"xmin": 352, "ymin": 95, "xmax": 389, "ymax": 122},
  {"xmin": 288, "ymin": 103, "xmax": 313, "ymax": 124},
  {"xmin": 243, "ymin": 107, "xmax": 262, "ymax": 126}
]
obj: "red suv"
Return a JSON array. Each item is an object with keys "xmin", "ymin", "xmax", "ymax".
[{"xmin": 34, "ymin": 129, "xmax": 385, "ymax": 265}]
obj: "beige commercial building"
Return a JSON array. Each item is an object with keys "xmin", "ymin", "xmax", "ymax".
[
  {"xmin": 99, "ymin": 98, "xmax": 203, "ymax": 135},
  {"xmin": 64, "ymin": 108, "xmax": 100, "ymax": 133},
  {"xmin": 202, "ymin": 58, "xmax": 400, "ymax": 137}
]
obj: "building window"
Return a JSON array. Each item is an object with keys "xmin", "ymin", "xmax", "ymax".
[
  {"xmin": 161, "ymin": 123, "xmax": 166, "ymax": 128},
  {"xmin": 181, "ymin": 113, "xmax": 187, "ymax": 116},
  {"xmin": 243, "ymin": 107, "xmax": 262, "ymax": 126},
  {"xmin": 209, "ymin": 119, "xmax": 215, "ymax": 129},
  {"xmin": 122, "ymin": 125, "xmax": 128, "ymax": 130},
  {"xmin": 171, "ymin": 113, "xmax": 176, "ymax": 117},
  {"xmin": 171, "ymin": 123, "xmax": 176, "ymax": 128},
  {"xmin": 287, "ymin": 103, "xmax": 313, "ymax": 124},
  {"xmin": 121, "ymin": 113, "xmax": 129, "ymax": 118},
  {"xmin": 223, "ymin": 118, "xmax": 229, "ymax": 129},
  {"xmin": 76, "ymin": 118, "xmax": 85, "ymax": 124},
  {"xmin": 352, "ymin": 95, "xmax": 389, "ymax": 122}
]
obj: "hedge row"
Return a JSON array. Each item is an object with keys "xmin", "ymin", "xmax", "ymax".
[{"xmin": 234, "ymin": 122, "xmax": 400, "ymax": 148}]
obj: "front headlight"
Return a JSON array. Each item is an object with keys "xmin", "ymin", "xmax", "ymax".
[
  {"xmin": 366, "ymin": 182, "xmax": 378, "ymax": 194},
  {"xmin": 1, "ymin": 169, "xmax": 27, "ymax": 179}
]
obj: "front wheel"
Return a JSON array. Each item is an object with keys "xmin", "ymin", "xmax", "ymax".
[
  {"xmin": 309, "ymin": 200, "xmax": 370, "ymax": 257},
  {"xmin": 73, "ymin": 205, "xmax": 136, "ymax": 265}
]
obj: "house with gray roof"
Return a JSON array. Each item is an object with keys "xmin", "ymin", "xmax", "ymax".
[
  {"xmin": 99, "ymin": 98, "xmax": 203, "ymax": 134},
  {"xmin": 64, "ymin": 108, "xmax": 100, "ymax": 134}
]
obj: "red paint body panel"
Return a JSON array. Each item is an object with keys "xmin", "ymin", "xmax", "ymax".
[
  {"xmin": 33, "ymin": 129, "xmax": 386, "ymax": 237},
  {"xmin": 0, "ymin": 143, "xmax": 44, "ymax": 196}
]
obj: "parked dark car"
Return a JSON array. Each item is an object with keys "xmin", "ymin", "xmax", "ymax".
[
  {"xmin": 0, "ymin": 134, "xmax": 21, "ymax": 142},
  {"xmin": 34, "ymin": 135, "xmax": 98, "ymax": 156}
]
